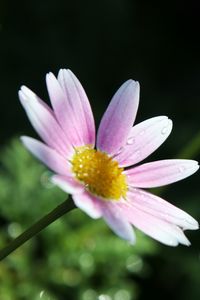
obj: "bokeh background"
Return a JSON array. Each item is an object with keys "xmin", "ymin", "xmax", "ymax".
[{"xmin": 0, "ymin": 0, "xmax": 200, "ymax": 299}]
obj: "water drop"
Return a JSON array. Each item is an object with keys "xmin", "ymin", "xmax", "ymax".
[
  {"xmin": 135, "ymin": 150, "xmax": 141, "ymax": 158},
  {"xmin": 179, "ymin": 165, "xmax": 185, "ymax": 173},
  {"xmin": 115, "ymin": 147, "xmax": 124, "ymax": 155},
  {"xmin": 127, "ymin": 137, "xmax": 135, "ymax": 145},
  {"xmin": 161, "ymin": 126, "xmax": 169, "ymax": 135},
  {"xmin": 139, "ymin": 130, "xmax": 145, "ymax": 136},
  {"xmin": 161, "ymin": 119, "xmax": 171, "ymax": 135}
]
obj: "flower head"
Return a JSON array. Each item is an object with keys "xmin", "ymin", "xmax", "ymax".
[{"xmin": 19, "ymin": 69, "xmax": 199, "ymax": 246}]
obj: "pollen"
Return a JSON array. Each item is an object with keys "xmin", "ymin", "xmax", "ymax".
[{"xmin": 71, "ymin": 146, "xmax": 128, "ymax": 200}]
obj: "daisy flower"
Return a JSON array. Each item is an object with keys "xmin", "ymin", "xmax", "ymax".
[{"xmin": 19, "ymin": 69, "xmax": 199, "ymax": 246}]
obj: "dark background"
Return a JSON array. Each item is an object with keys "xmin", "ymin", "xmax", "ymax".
[
  {"xmin": 0, "ymin": 1, "xmax": 200, "ymax": 299},
  {"xmin": 1, "ymin": 0, "xmax": 200, "ymax": 144}
]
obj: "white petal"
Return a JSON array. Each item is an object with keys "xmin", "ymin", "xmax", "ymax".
[
  {"xmin": 117, "ymin": 198, "xmax": 190, "ymax": 246},
  {"xmin": 102, "ymin": 202, "xmax": 136, "ymax": 244},
  {"xmin": 21, "ymin": 136, "xmax": 71, "ymax": 175},
  {"xmin": 19, "ymin": 86, "xmax": 73, "ymax": 157},
  {"xmin": 72, "ymin": 191, "xmax": 102, "ymax": 219},
  {"xmin": 57, "ymin": 69, "xmax": 95, "ymax": 146},
  {"xmin": 97, "ymin": 80, "xmax": 140, "ymax": 155},
  {"xmin": 127, "ymin": 189, "xmax": 199, "ymax": 230},
  {"xmin": 51, "ymin": 174, "xmax": 84, "ymax": 194},
  {"xmin": 46, "ymin": 72, "xmax": 84, "ymax": 147},
  {"xmin": 115, "ymin": 116, "xmax": 172, "ymax": 167},
  {"xmin": 126, "ymin": 159, "xmax": 199, "ymax": 188}
]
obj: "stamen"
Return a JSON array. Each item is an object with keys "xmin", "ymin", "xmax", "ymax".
[{"xmin": 71, "ymin": 146, "xmax": 127, "ymax": 200}]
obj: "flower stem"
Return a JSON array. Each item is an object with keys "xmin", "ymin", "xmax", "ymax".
[{"xmin": 0, "ymin": 198, "xmax": 76, "ymax": 261}]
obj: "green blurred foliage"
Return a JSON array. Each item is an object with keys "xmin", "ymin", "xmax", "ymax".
[
  {"xmin": 0, "ymin": 137, "xmax": 199, "ymax": 300},
  {"xmin": 0, "ymin": 139, "xmax": 158, "ymax": 300}
]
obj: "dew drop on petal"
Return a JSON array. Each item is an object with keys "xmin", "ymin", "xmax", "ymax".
[
  {"xmin": 161, "ymin": 126, "xmax": 168, "ymax": 135},
  {"xmin": 139, "ymin": 130, "xmax": 145, "ymax": 136},
  {"xmin": 127, "ymin": 137, "xmax": 135, "ymax": 145},
  {"xmin": 178, "ymin": 165, "xmax": 186, "ymax": 173},
  {"xmin": 161, "ymin": 119, "xmax": 171, "ymax": 135},
  {"xmin": 135, "ymin": 150, "xmax": 141, "ymax": 158},
  {"xmin": 115, "ymin": 147, "xmax": 124, "ymax": 155}
]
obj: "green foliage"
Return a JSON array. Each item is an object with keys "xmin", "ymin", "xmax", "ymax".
[{"xmin": 0, "ymin": 138, "xmax": 157, "ymax": 300}]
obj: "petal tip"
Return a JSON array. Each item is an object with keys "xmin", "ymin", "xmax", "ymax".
[
  {"xmin": 193, "ymin": 160, "xmax": 199, "ymax": 168},
  {"xmin": 186, "ymin": 219, "xmax": 199, "ymax": 230},
  {"xmin": 160, "ymin": 117, "xmax": 173, "ymax": 137},
  {"xmin": 128, "ymin": 235, "xmax": 136, "ymax": 245},
  {"xmin": 18, "ymin": 90, "xmax": 24, "ymax": 101},
  {"xmin": 20, "ymin": 86, "xmax": 36, "ymax": 102},
  {"xmin": 181, "ymin": 236, "xmax": 191, "ymax": 247},
  {"xmin": 46, "ymin": 72, "xmax": 52, "ymax": 80},
  {"xmin": 195, "ymin": 220, "xmax": 199, "ymax": 229},
  {"xmin": 182, "ymin": 160, "xmax": 199, "ymax": 177},
  {"xmin": 20, "ymin": 135, "xmax": 32, "ymax": 147},
  {"xmin": 46, "ymin": 72, "xmax": 58, "ymax": 84},
  {"xmin": 20, "ymin": 135, "xmax": 27, "ymax": 143},
  {"xmin": 127, "ymin": 79, "xmax": 140, "ymax": 91}
]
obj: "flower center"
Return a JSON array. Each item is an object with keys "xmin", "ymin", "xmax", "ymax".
[{"xmin": 71, "ymin": 146, "xmax": 127, "ymax": 200}]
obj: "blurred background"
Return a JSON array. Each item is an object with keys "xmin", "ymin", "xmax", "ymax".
[{"xmin": 0, "ymin": 0, "xmax": 200, "ymax": 299}]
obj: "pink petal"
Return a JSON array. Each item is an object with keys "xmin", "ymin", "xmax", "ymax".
[
  {"xmin": 97, "ymin": 80, "xmax": 140, "ymax": 155},
  {"xmin": 51, "ymin": 174, "xmax": 84, "ymax": 195},
  {"xmin": 72, "ymin": 191, "xmax": 102, "ymax": 219},
  {"xmin": 101, "ymin": 202, "xmax": 136, "ymax": 244},
  {"xmin": 19, "ymin": 86, "xmax": 73, "ymax": 157},
  {"xmin": 126, "ymin": 189, "xmax": 199, "ymax": 230},
  {"xmin": 126, "ymin": 159, "xmax": 199, "ymax": 188},
  {"xmin": 114, "ymin": 116, "xmax": 172, "ymax": 167},
  {"xmin": 21, "ymin": 136, "xmax": 71, "ymax": 176},
  {"xmin": 57, "ymin": 69, "xmax": 95, "ymax": 146},
  {"xmin": 119, "ymin": 199, "xmax": 190, "ymax": 246},
  {"xmin": 46, "ymin": 72, "xmax": 83, "ymax": 147}
]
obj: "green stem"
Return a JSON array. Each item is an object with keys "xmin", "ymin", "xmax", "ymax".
[{"xmin": 0, "ymin": 198, "xmax": 76, "ymax": 261}]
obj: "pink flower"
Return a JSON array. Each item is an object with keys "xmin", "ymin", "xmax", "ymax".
[{"xmin": 19, "ymin": 69, "xmax": 199, "ymax": 246}]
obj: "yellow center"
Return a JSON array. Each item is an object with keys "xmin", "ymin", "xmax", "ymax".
[{"xmin": 71, "ymin": 146, "xmax": 127, "ymax": 200}]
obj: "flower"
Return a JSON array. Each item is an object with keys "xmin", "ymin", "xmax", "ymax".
[{"xmin": 19, "ymin": 69, "xmax": 199, "ymax": 246}]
